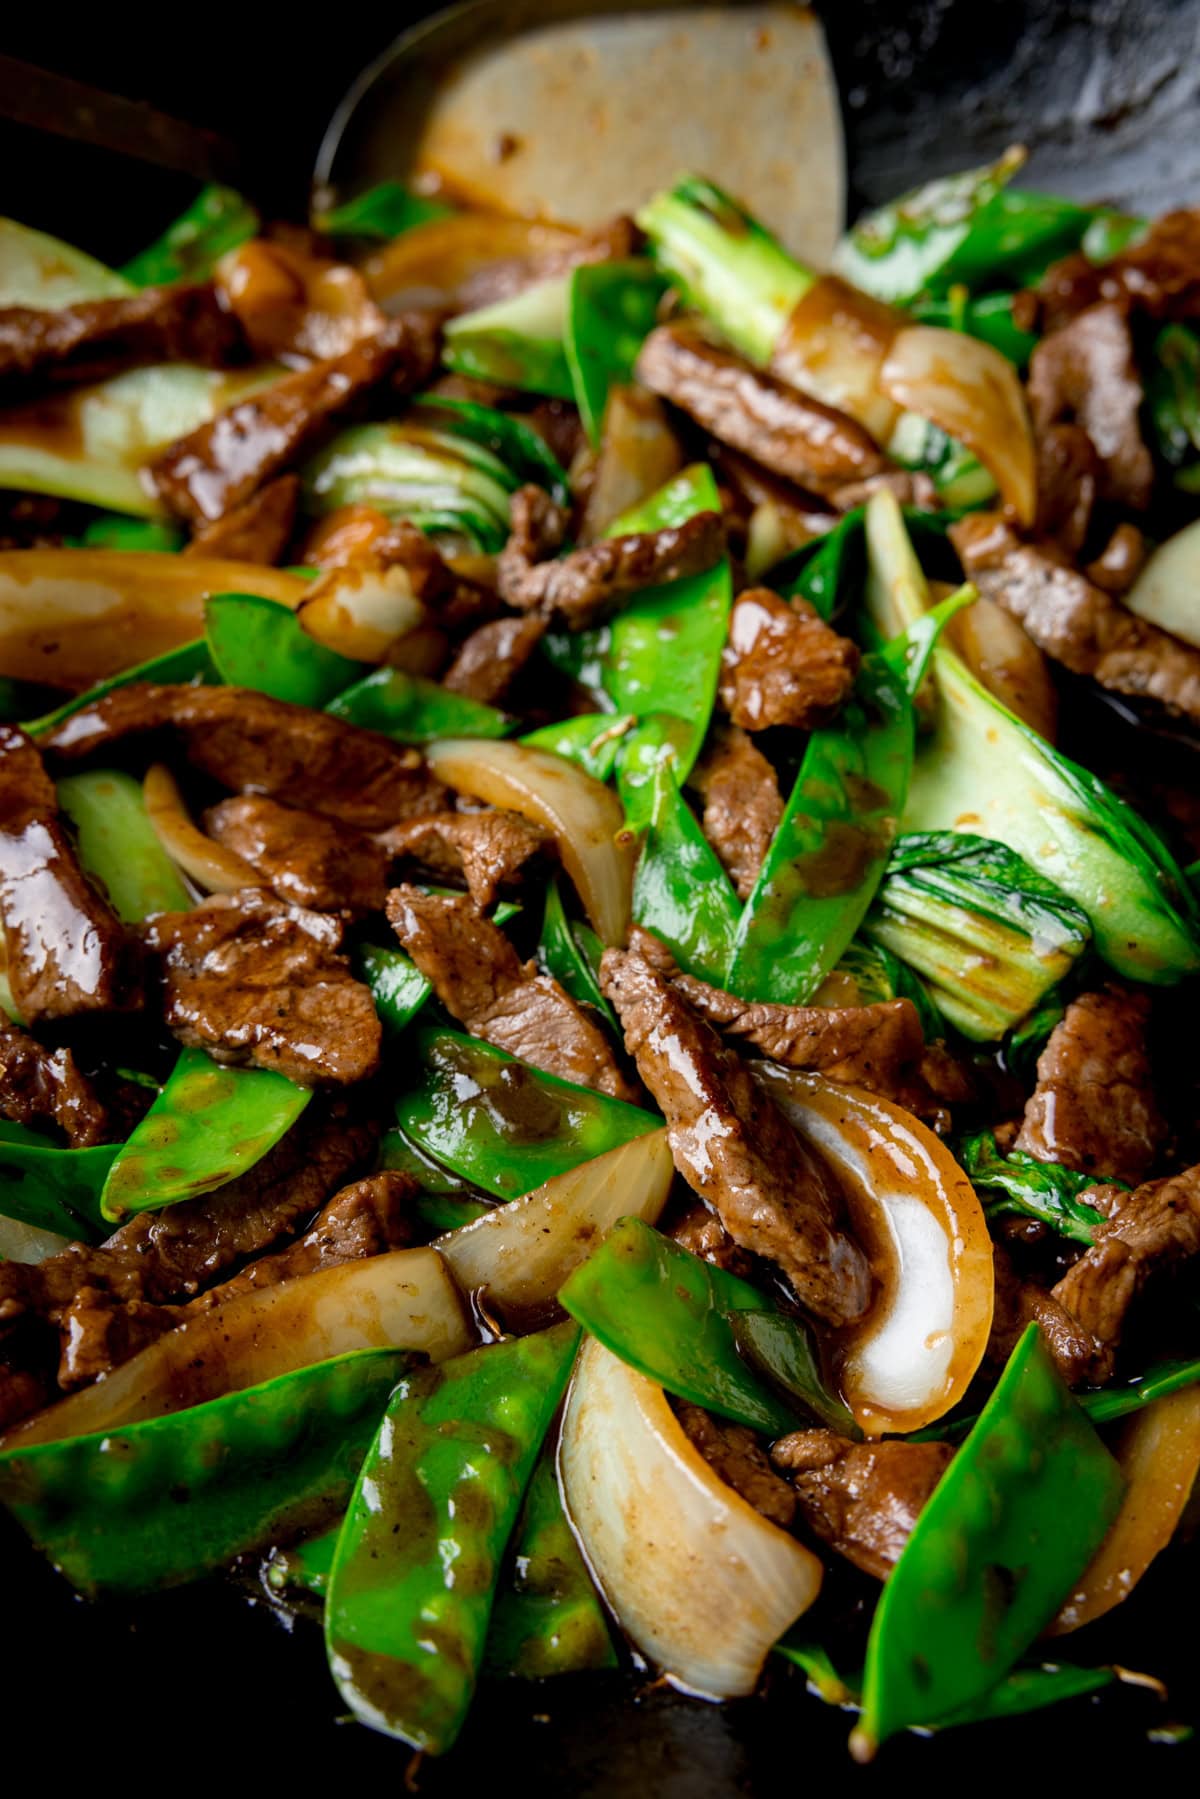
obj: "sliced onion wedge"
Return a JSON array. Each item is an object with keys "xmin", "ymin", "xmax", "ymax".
[
  {"xmin": 0, "ymin": 551, "xmax": 305, "ymax": 688},
  {"xmin": 758, "ymin": 1069, "xmax": 994, "ymax": 1436},
  {"xmin": 1123, "ymin": 519, "xmax": 1200, "ymax": 648},
  {"xmin": 1049, "ymin": 1384, "xmax": 1200, "ymax": 1635},
  {"xmin": 2, "ymin": 1247, "xmax": 471, "ymax": 1448},
  {"xmin": 143, "ymin": 763, "xmax": 258, "ymax": 895},
  {"xmin": 425, "ymin": 736, "xmax": 634, "ymax": 944},
  {"xmin": 0, "ymin": 1216, "xmax": 73, "ymax": 1264},
  {"xmin": 878, "ymin": 325, "xmax": 1037, "ymax": 526},
  {"xmin": 770, "ymin": 275, "xmax": 901, "ymax": 444},
  {"xmin": 297, "ymin": 559, "xmax": 427, "ymax": 663},
  {"xmin": 561, "ymin": 1336, "xmax": 823, "ymax": 1698},
  {"xmin": 363, "ymin": 214, "xmax": 580, "ymax": 310},
  {"xmin": 436, "ymin": 1129, "xmax": 672, "ymax": 1323}
]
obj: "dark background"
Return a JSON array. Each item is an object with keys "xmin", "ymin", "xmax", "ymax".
[{"xmin": 3, "ymin": 1, "xmax": 1200, "ymax": 1786}]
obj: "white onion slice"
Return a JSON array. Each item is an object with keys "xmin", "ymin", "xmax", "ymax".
[
  {"xmin": 2, "ymin": 1246, "xmax": 471, "ymax": 1448},
  {"xmin": 561, "ymin": 1336, "xmax": 823, "ymax": 1698},
  {"xmin": 298, "ymin": 560, "xmax": 427, "ymax": 663},
  {"xmin": 0, "ymin": 1216, "xmax": 74, "ymax": 1264},
  {"xmin": 878, "ymin": 325, "xmax": 1037, "ymax": 526},
  {"xmin": 363, "ymin": 214, "xmax": 580, "ymax": 310},
  {"xmin": 1123, "ymin": 519, "xmax": 1200, "ymax": 648},
  {"xmin": 143, "ymin": 763, "xmax": 258, "ymax": 895},
  {"xmin": 425, "ymin": 736, "xmax": 634, "ymax": 944},
  {"xmin": 770, "ymin": 274, "xmax": 901, "ymax": 444},
  {"xmin": 436, "ymin": 1129, "xmax": 672, "ymax": 1319},
  {"xmin": 758, "ymin": 1069, "xmax": 994, "ymax": 1435}
]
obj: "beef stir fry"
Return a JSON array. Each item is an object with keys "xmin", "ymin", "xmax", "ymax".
[{"xmin": 1, "ymin": 151, "xmax": 1199, "ymax": 1762}]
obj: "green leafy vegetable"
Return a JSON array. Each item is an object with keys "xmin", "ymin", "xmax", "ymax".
[
  {"xmin": 443, "ymin": 276, "xmax": 574, "ymax": 398},
  {"xmin": 302, "ymin": 420, "xmax": 520, "ymax": 550},
  {"xmin": 631, "ymin": 754, "xmax": 740, "ymax": 983},
  {"xmin": 564, "ymin": 259, "xmax": 668, "ymax": 444},
  {"xmin": 120, "ymin": 186, "xmax": 258, "ymax": 287},
  {"xmin": 959, "ymin": 1132, "xmax": 1112, "ymax": 1243},
  {"xmin": 539, "ymin": 879, "xmax": 617, "ymax": 1028},
  {"xmin": 57, "ymin": 769, "xmax": 190, "ymax": 922},
  {"xmin": 910, "ymin": 288, "xmax": 1039, "ymax": 367},
  {"xmin": 327, "ymin": 665, "xmax": 511, "ymax": 740},
  {"xmin": 1147, "ymin": 323, "xmax": 1200, "ymax": 482},
  {"xmin": 410, "ymin": 395, "xmax": 570, "ymax": 508},
  {"xmin": 0, "ymin": 1122, "xmax": 116, "ymax": 1239},
  {"xmin": 314, "ymin": 182, "xmax": 453, "ymax": 240},
  {"xmin": 65, "ymin": 514, "xmax": 186, "ymax": 552},
  {"xmin": 205, "ymin": 593, "xmax": 364, "ymax": 706}
]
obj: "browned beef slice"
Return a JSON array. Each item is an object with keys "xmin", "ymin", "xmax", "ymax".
[
  {"xmin": 387, "ymin": 885, "xmax": 635, "ymax": 1100},
  {"xmin": 1051, "ymin": 1163, "xmax": 1200, "ymax": 1353},
  {"xmin": 1027, "ymin": 303, "xmax": 1153, "ymax": 510},
  {"xmin": 636, "ymin": 321, "xmax": 887, "ymax": 493},
  {"xmin": 952, "ymin": 515, "xmax": 1200, "ymax": 724},
  {"xmin": 600, "ymin": 947, "xmax": 870, "ymax": 1325},
  {"xmin": 718, "ymin": 587, "xmax": 860, "ymax": 732},
  {"xmin": 670, "ymin": 1201, "xmax": 754, "ymax": 1279},
  {"xmin": 455, "ymin": 215, "xmax": 640, "ymax": 310},
  {"xmin": 829, "ymin": 469, "xmax": 938, "ymax": 514},
  {"xmin": 377, "ymin": 810, "xmax": 548, "ymax": 908},
  {"xmin": 0, "ymin": 1363, "xmax": 54, "ymax": 1432},
  {"xmin": 0, "ymin": 1018, "xmax": 108, "ymax": 1146},
  {"xmin": 1014, "ymin": 987, "xmax": 1165, "ymax": 1184},
  {"xmin": 147, "ymin": 317, "xmax": 437, "ymax": 523},
  {"xmin": 688, "ymin": 723, "xmax": 782, "ymax": 901},
  {"xmin": 0, "ymin": 283, "xmax": 245, "ymax": 398},
  {"xmin": 442, "ymin": 614, "xmax": 547, "ymax": 704},
  {"xmin": 0, "ymin": 725, "xmax": 140, "ymax": 1023},
  {"xmin": 771, "ymin": 1429, "xmax": 953, "ymax": 1579},
  {"xmin": 1086, "ymin": 522, "xmax": 1147, "ymax": 596},
  {"xmin": 497, "ymin": 482, "xmax": 725, "ymax": 630},
  {"xmin": 43, "ymin": 684, "xmax": 447, "ymax": 830},
  {"xmin": 371, "ymin": 517, "xmax": 499, "ymax": 634},
  {"xmin": 204, "ymin": 795, "xmax": 389, "ymax": 914},
  {"xmin": 987, "ymin": 1243, "xmax": 1112, "ymax": 1387},
  {"xmin": 185, "ymin": 474, "xmax": 300, "ymax": 563},
  {"xmin": 675, "ymin": 1402, "xmax": 796, "ymax": 1528},
  {"xmin": 144, "ymin": 889, "xmax": 381, "ymax": 1086},
  {"xmin": 1035, "ymin": 422, "xmax": 1099, "ymax": 556},
  {"xmin": 1036, "ymin": 210, "xmax": 1200, "ymax": 329}
]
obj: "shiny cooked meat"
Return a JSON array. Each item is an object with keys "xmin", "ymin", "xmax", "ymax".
[
  {"xmin": 184, "ymin": 474, "xmax": 301, "ymax": 563},
  {"xmin": 1014, "ymin": 986, "xmax": 1166, "ymax": 1184},
  {"xmin": 0, "ymin": 726, "xmax": 141, "ymax": 1024},
  {"xmin": 771, "ymin": 1429, "xmax": 954, "ymax": 1579},
  {"xmin": 1052, "ymin": 1161, "xmax": 1200, "ymax": 1353},
  {"xmin": 1034, "ymin": 421, "xmax": 1100, "ymax": 555},
  {"xmin": 0, "ymin": 282, "xmax": 245, "ymax": 399},
  {"xmin": 442, "ymin": 614, "xmax": 547, "ymax": 703},
  {"xmin": 675, "ymin": 1402, "xmax": 797, "ymax": 1528},
  {"xmin": 635, "ymin": 321, "xmax": 888, "ymax": 494},
  {"xmin": 1026, "ymin": 303, "xmax": 1154, "ymax": 510},
  {"xmin": 987, "ymin": 1243, "xmax": 1112, "ymax": 1386},
  {"xmin": 204, "ymin": 795, "xmax": 390, "ymax": 914},
  {"xmin": 688, "ymin": 722, "xmax": 783, "ymax": 900},
  {"xmin": 387, "ymin": 886, "xmax": 636, "ymax": 1100},
  {"xmin": 0, "ymin": 1018, "xmax": 109, "ymax": 1147},
  {"xmin": 718, "ymin": 586, "xmax": 860, "ymax": 731},
  {"xmin": 453, "ymin": 215, "xmax": 640, "ymax": 311},
  {"xmin": 377, "ymin": 810, "xmax": 548, "ymax": 908},
  {"xmin": 42, "ymin": 684, "xmax": 448, "ymax": 830},
  {"xmin": 144, "ymin": 890, "xmax": 382, "ymax": 1085},
  {"xmin": 1034, "ymin": 208, "xmax": 1200, "ymax": 329},
  {"xmin": 600, "ymin": 946, "xmax": 871, "ymax": 1325}
]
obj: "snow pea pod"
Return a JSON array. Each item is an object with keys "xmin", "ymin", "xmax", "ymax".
[
  {"xmin": 539, "ymin": 878, "xmax": 616, "ymax": 1029},
  {"xmin": 631, "ymin": 755, "xmax": 740, "ymax": 983},
  {"xmin": 1081, "ymin": 1355, "xmax": 1200, "ymax": 1425},
  {"xmin": 327, "ymin": 665, "xmax": 510, "ymax": 740},
  {"xmin": 206, "ymin": 592, "xmax": 364, "ymax": 707},
  {"xmin": 395, "ymin": 1028, "xmax": 655, "ymax": 1200},
  {"xmin": 100, "ymin": 1045, "xmax": 311, "ymax": 1223},
  {"xmin": 314, "ymin": 181, "xmax": 453, "ymax": 240},
  {"xmin": 57, "ymin": 768, "xmax": 190, "ymax": 922},
  {"xmin": 120, "ymin": 184, "xmax": 258, "ymax": 287},
  {"xmin": 0, "ymin": 1121, "xmax": 116, "ymax": 1239},
  {"xmin": 559, "ymin": 1217, "xmax": 852, "ymax": 1435},
  {"xmin": 326, "ymin": 1320, "xmax": 580, "ymax": 1753},
  {"xmin": 66, "ymin": 514, "xmax": 185, "ymax": 552},
  {"xmin": 25, "ymin": 638, "xmax": 213, "ymax": 738},
  {"xmin": 520, "ymin": 712, "xmax": 636, "ymax": 782},
  {"xmin": 565, "ymin": 259, "xmax": 668, "ymax": 445},
  {"xmin": 910, "ymin": 289, "xmax": 1039, "ymax": 368},
  {"xmin": 0, "ymin": 1347, "xmax": 408, "ymax": 1598},
  {"xmin": 853, "ymin": 1324, "xmax": 1125, "ymax": 1760}
]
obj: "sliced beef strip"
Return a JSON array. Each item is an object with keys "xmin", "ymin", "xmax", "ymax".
[
  {"xmin": 377, "ymin": 810, "xmax": 548, "ymax": 908},
  {"xmin": 387, "ymin": 885, "xmax": 635, "ymax": 1101},
  {"xmin": 144, "ymin": 889, "xmax": 382, "ymax": 1086},
  {"xmin": 0, "ymin": 725, "xmax": 140, "ymax": 1024},
  {"xmin": 442, "ymin": 614, "xmax": 547, "ymax": 704},
  {"xmin": 43, "ymin": 683, "xmax": 448, "ymax": 831},
  {"xmin": 497, "ymin": 482, "xmax": 725, "ymax": 630},
  {"xmin": 987, "ymin": 1242, "xmax": 1112, "ymax": 1387},
  {"xmin": 670, "ymin": 1201, "xmax": 754, "ymax": 1279},
  {"xmin": 1035, "ymin": 210, "xmax": 1200, "ymax": 329},
  {"xmin": 952, "ymin": 514, "xmax": 1200, "ymax": 725},
  {"xmin": 204, "ymin": 795, "xmax": 389, "ymax": 914},
  {"xmin": 635, "ymin": 321, "xmax": 887, "ymax": 495},
  {"xmin": 675, "ymin": 1401, "xmax": 796, "ymax": 1528},
  {"xmin": 454, "ymin": 215, "xmax": 640, "ymax": 311},
  {"xmin": 1051, "ymin": 1162, "xmax": 1200, "ymax": 1354},
  {"xmin": 1026, "ymin": 303, "xmax": 1154, "ymax": 511},
  {"xmin": 1085, "ymin": 522, "xmax": 1147, "ymax": 596},
  {"xmin": 0, "ymin": 1018, "xmax": 108, "ymax": 1147},
  {"xmin": 1014, "ymin": 986, "xmax": 1165, "ymax": 1184},
  {"xmin": 771, "ymin": 1428, "xmax": 953, "ymax": 1580},
  {"xmin": 146, "ymin": 314, "xmax": 438, "ymax": 524},
  {"xmin": 688, "ymin": 723, "xmax": 783, "ymax": 901},
  {"xmin": 1034, "ymin": 422, "xmax": 1099, "ymax": 557},
  {"xmin": 0, "ymin": 283, "xmax": 245, "ymax": 399},
  {"xmin": 184, "ymin": 474, "xmax": 300, "ymax": 563},
  {"xmin": 600, "ymin": 946, "xmax": 870, "ymax": 1325},
  {"xmin": 718, "ymin": 586, "xmax": 860, "ymax": 732}
]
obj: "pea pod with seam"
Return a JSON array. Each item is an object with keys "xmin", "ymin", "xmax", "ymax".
[
  {"xmin": 539, "ymin": 878, "xmax": 617, "ymax": 1029},
  {"xmin": 25, "ymin": 638, "xmax": 214, "ymax": 739},
  {"xmin": 327, "ymin": 664, "xmax": 511, "ymax": 741},
  {"xmin": 564, "ymin": 258, "xmax": 668, "ymax": 445},
  {"xmin": 206, "ymin": 592, "xmax": 363, "ymax": 707},
  {"xmin": 630, "ymin": 754, "xmax": 741, "ymax": 984},
  {"xmin": 325, "ymin": 1319, "xmax": 581, "ymax": 1752},
  {"xmin": 0, "ymin": 1121, "xmax": 117, "ymax": 1239},
  {"xmin": 520, "ymin": 712, "xmax": 637, "ymax": 782},
  {"xmin": 57, "ymin": 767, "xmax": 190, "ymax": 923}
]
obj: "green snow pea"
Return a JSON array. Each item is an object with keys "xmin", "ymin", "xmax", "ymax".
[
  {"xmin": 66, "ymin": 513, "xmax": 186, "ymax": 552},
  {"xmin": 1147, "ymin": 323, "xmax": 1200, "ymax": 474},
  {"xmin": 327, "ymin": 665, "xmax": 510, "ymax": 740},
  {"xmin": 0, "ymin": 1121, "xmax": 116, "ymax": 1239},
  {"xmin": 560, "ymin": 1217, "xmax": 852, "ymax": 1435},
  {"xmin": 326, "ymin": 1320, "xmax": 580, "ymax": 1753},
  {"xmin": 443, "ymin": 276, "xmax": 574, "ymax": 399},
  {"xmin": 361, "ymin": 902, "xmax": 522, "ymax": 1037},
  {"xmin": 484, "ymin": 1441, "xmax": 616, "ymax": 1678},
  {"xmin": 564, "ymin": 259, "xmax": 668, "ymax": 444},
  {"xmin": 539, "ymin": 879, "xmax": 616, "ymax": 1029},
  {"xmin": 910, "ymin": 288, "xmax": 1039, "ymax": 367},
  {"xmin": 631, "ymin": 755, "xmax": 740, "ymax": 983},
  {"xmin": 1081, "ymin": 1355, "xmax": 1200, "ymax": 1425},
  {"xmin": 411, "ymin": 395, "xmax": 571, "ymax": 509},
  {"xmin": 57, "ymin": 768, "xmax": 190, "ymax": 922},
  {"xmin": 959, "ymin": 1131, "xmax": 1114, "ymax": 1244},
  {"xmin": 120, "ymin": 184, "xmax": 259, "ymax": 287},
  {"xmin": 25, "ymin": 638, "xmax": 213, "ymax": 738},
  {"xmin": 205, "ymin": 593, "xmax": 364, "ymax": 706},
  {"xmin": 100, "ymin": 1045, "xmax": 311, "ymax": 1223},
  {"xmin": 266, "ymin": 1522, "xmax": 338, "ymax": 1599},
  {"xmin": 0, "ymin": 1347, "xmax": 408, "ymax": 1598},
  {"xmin": 520, "ymin": 712, "xmax": 637, "ymax": 782},
  {"xmin": 314, "ymin": 181, "xmax": 454, "ymax": 240},
  {"xmin": 395, "ymin": 1028, "xmax": 655, "ymax": 1200},
  {"xmin": 854, "ymin": 1325, "xmax": 1125, "ymax": 1759}
]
